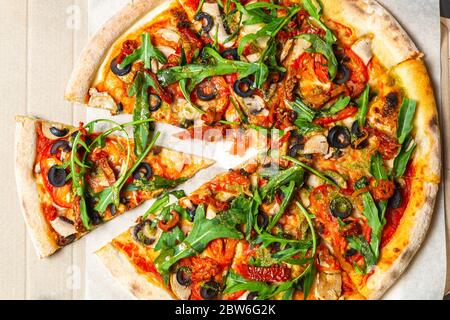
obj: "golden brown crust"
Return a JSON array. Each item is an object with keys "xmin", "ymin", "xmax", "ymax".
[
  {"xmin": 391, "ymin": 58, "xmax": 441, "ymax": 183},
  {"xmin": 363, "ymin": 181, "xmax": 439, "ymax": 299},
  {"xmin": 96, "ymin": 243, "xmax": 175, "ymax": 300},
  {"xmin": 14, "ymin": 116, "xmax": 60, "ymax": 258},
  {"xmin": 321, "ymin": 0, "xmax": 419, "ymax": 69},
  {"xmin": 64, "ymin": 0, "xmax": 171, "ymax": 104}
]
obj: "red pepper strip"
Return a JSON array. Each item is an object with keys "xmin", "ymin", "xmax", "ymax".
[
  {"xmin": 313, "ymin": 106, "xmax": 358, "ymax": 126},
  {"xmin": 158, "ymin": 211, "xmax": 180, "ymax": 231}
]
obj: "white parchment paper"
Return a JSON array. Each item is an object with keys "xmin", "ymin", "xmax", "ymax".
[{"xmin": 84, "ymin": 0, "xmax": 446, "ymax": 300}]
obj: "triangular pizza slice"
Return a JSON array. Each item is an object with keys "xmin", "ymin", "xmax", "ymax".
[{"xmin": 15, "ymin": 116, "xmax": 214, "ymax": 258}]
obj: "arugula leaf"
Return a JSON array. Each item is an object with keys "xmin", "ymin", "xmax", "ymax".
[
  {"xmin": 120, "ymin": 33, "xmax": 166, "ymax": 69},
  {"xmin": 125, "ymin": 176, "xmax": 188, "ymax": 192},
  {"xmin": 246, "ymin": 188, "xmax": 262, "ymax": 240},
  {"xmin": 154, "ymin": 226, "xmax": 185, "ymax": 251},
  {"xmin": 178, "ymin": 47, "xmax": 205, "ymax": 115},
  {"xmin": 301, "ymin": 0, "xmax": 336, "ymax": 44},
  {"xmin": 155, "ymin": 197, "xmax": 248, "ymax": 273},
  {"xmin": 259, "ymin": 166, "xmax": 304, "ymax": 200},
  {"xmin": 360, "ymin": 190, "xmax": 383, "ymax": 261},
  {"xmin": 370, "ymin": 152, "xmax": 388, "ymax": 180},
  {"xmin": 356, "ymin": 85, "xmax": 370, "ymax": 128},
  {"xmin": 142, "ymin": 192, "xmax": 170, "ymax": 220},
  {"xmin": 397, "ymin": 98, "xmax": 417, "ymax": 144},
  {"xmin": 347, "ymin": 236, "xmax": 377, "ymax": 270},
  {"xmin": 255, "ymin": 233, "xmax": 311, "ymax": 249},
  {"xmin": 288, "ymin": 98, "xmax": 316, "ymax": 122},
  {"xmin": 297, "ymin": 34, "xmax": 338, "ymax": 80},
  {"xmin": 393, "ymin": 136, "xmax": 416, "ymax": 178},
  {"xmin": 283, "ymin": 156, "xmax": 340, "ymax": 188},
  {"xmin": 223, "ymin": 270, "xmax": 273, "ymax": 298},
  {"xmin": 267, "ymin": 181, "xmax": 296, "ymax": 230},
  {"xmin": 319, "ymin": 95, "xmax": 351, "ymax": 116}
]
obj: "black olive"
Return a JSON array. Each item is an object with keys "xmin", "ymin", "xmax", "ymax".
[
  {"xmin": 327, "ymin": 126, "xmax": 351, "ymax": 149},
  {"xmin": 200, "ymin": 280, "xmax": 220, "ymax": 300},
  {"xmin": 132, "ymin": 162, "xmax": 153, "ymax": 180},
  {"xmin": 233, "ymin": 78, "xmax": 255, "ymax": 98},
  {"xmin": 149, "ymin": 94, "xmax": 162, "ymax": 112},
  {"xmin": 50, "ymin": 140, "xmax": 71, "ymax": 155},
  {"xmin": 196, "ymin": 86, "xmax": 217, "ymax": 101},
  {"xmin": 345, "ymin": 248, "xmax": 357, "ymax": 257},
  {"xmin": 57, "ymin": 234, "xmax": 76, "ymax": 247},
  {"xmin": 187, "ymin": 204, "xmax": 198, "ymax": 220},
  {"xmin": 294, "ymin": 278, "xmax": 305, "ymax": 291},
  {"xmin": 109, "ymin": 204, "xmax": 117, "ymax": 216},
  {"xmin": 333, "ymin": 63, "xmax": 350, "ymax": 84},
  {"xmin": 351, "ymin": 121, "xmax": 369, "ymax": 150},
  {"xmin": 385, "ymin": 92, "xmax": 399, "ymax": 108},
  {"xmin": 257, "ymin": 212, "xmax": 269, "ymax": 229},
  {"xmin": 247, "ymin": 292, "xmax": 259, "ymax": 300},
  {"xmin": 288, "ymin": 143, "xmax": 304, "ymax": 157},
  {"xmin": 388, "ymin": 187, "xmax": 403, "ymax": 209},
  {"xmin": 194, "ymin": 12, "xmax": 214, "ymax": 33},
  {"xmin": 239, "ymin": 168, "xmax": 250, "ymax": 177},
  {"xmin": 133, "ymin": 220, "xmax": 156, "ymax": 245},
  {"xmin": 117, "ymin": 102, "xmax": 124, "ymax": 113},
  {"xmin": 48, "ymin": 165, "xmax": 67, "ymax": 187},
  {"xmin": 110, "ymin": 56, "xmax": 132, "ymax": 76},
  {"xmin": 330, "ymin": 196, "xmax": 353, "ymax": 219},
  {"xmin": 222, "ymin": 48, "xmax": 240, "ymax": 61},
  {"xmin": 352, "ymin": 138, "xmax": 369, "ymax": 150},
  {"xmin": 176, "ymin": 267, "xmax": 192, "ymax": 286},
  {"xmin": 351, "ymin": 121, "xmax": 364, "ymax": 138},
  {"xmin": 71, "ymin": 130, "xmax": 80, "ymax": 139},
  {"xmin": 50, "ymin": 126, "xmax": 69, "ymax": 137}
]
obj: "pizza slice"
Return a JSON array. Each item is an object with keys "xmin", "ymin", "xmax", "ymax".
[{"xmin": 14, "ymin": 116, "xmax": 214, "ymax": 258}]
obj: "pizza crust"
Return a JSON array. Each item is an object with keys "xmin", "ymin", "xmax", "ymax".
[
  {"xmin": 14, "ymin": 116, "xmax": 60, "ymax": 258},
  {"xmin": 363, "ymin": 181, "xmax": 439, "ymax": 299},
  {"xmin": 64, "ymin": 0, "xmax": 170, "ymax": 104},
  {"xmin": 96, "ymin": 243, "xmax": 175, "ymax": 300},
  {"xmin": 321, "ymin": 0, "xmax": 419, "ymax": 69}
]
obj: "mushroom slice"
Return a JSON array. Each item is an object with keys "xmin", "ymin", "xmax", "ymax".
[
  {"xmin": 155, "ymin": 28, "xmax": 180, "ymax": 43},
  {"xmin": 314, "ymin": 271, "xmax": 342, "ymax": 300},
  {"xmin": 351, "ymin": 36, "xmax": 373, "ymax": 65},
  {"xmin": 88, "ymin": 88, "xmax": 119, "ymax": 114},
  {"xmin": 170, "ymin": 272, "xmax": 192, "ymax": 300},
  {"xmin": 50, "ymin": 217, "xmax": 77, "ymax": 238},
  {"xmin": 156, "ymin": 45, "xmax": 176, "ymax": 58},
  {"xmin": 303, "ymin": 135, "xmax": 329, "ymax": 155},
  {"xmin": 243, "ymin": 95, "xmax": 268, "ymax": 116},
  {"xmin": 280, "ymin": 39, "xmax": 294, "ymax": 62}
]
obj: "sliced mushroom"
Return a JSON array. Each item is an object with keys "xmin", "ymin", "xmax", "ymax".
[
  {"xmin": 306, "ymin": 174, "xmax": 324, "ymax": 189},
  {"xmin": 88, "ymin": 88, "xmax": 119, "ymax": 114},
  {"xmin": 202, "ymin": 2, "xmax": 233, "ymax": 48},
  {"xmin": 156, "ymin": 45, "xmax": 176, "ymax": 58},
  {"xmin": 170, "ymin": 272, "xmax": 192, "ymax": 300},
  {"xmin": 314, "ymin": 271, "xmax": 342, "ymax": 300},
  {"xmin": 155, "ymin": 28, "xmax": 180, "ymax": 43},
  {"xmin": 245, "ymin": 52, "xmax": 261, "ymax": 63},
  {"xmin": 243, "ymin": 96, "xmax": 268, "ymax": 116},
  {"xmin": 50, "ymin": 217, "xmax": 77, "ymax": 238},
  {"xmin": 351, "ymin": 36, "xmax": 373, "ymax": 65},
  {"xmin": 280, "ymin": 39, "xmax": 294, "ymax": 62},
  {"xmin": 303, "ymin": 135, "xmax": 329, "ymax": 155}
]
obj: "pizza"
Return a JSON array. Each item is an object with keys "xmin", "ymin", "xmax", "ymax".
[
  {"xmin": 13, "ymin": 0, "xmax": 440, "ymax": 299},
  {"xmin": 14, "ymin": 116, "xmax": 213, "ymax": 258}
]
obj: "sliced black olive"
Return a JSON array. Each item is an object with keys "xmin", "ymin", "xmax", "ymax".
[
  {"xmin": 345, "ymin": 248, "xmax": 357, "ymax": 257},
  {"xmin": 222, "ymin": 48, "xmax": 239, "ymax": 61},
  {"xmin": 57, "ymin": 234, "xmax": 76, "ymax": 247},
  {"xmin": 194, "ymin": 12, "xmax": 214, "ymax": 33},
  {"xmin": 109, "ymin": 204, "xmax": 117, "ymax": 216},
  {"xmin": 330, "ymin": 196, "xmax": 353, "ymax": 219},
  {"xmin": 50, "ymin": 126, "xmax": 69, "ymax": 137},
  {"xmin": 133, "ymin": 220, "xmax": 156, "ymax": 246},
  {"xmin": 388, "ymin": 187, "xmax": 403, "ymax": 209},
  {"xmin": 257, "ymin": 212, "xmax": 269, "ymax": 229},
  {"xmin": 176, "ymin": 267, "xmax": 192, "ymax": 286},
  {"xmin": 327, "ymin": 126, "xmax": 351, "ymax": 149},
  {"xmin": 239, "ymin": 168, "xmax": 250, "ymax": 177},
  {"xmin": 48, "ymin": 165, "xmax": 67, "ymax": 187},
  {"xmin": 288, "ymin": 143, "xmax": 304, "ymax": 157},
  {"xmin": 132, "ymin": 162, "xmax": 153, "ymax": 180},
  {"xmin": 149, "ymin": 94, "xmax": 162, "ymax": 112},
  {"xmin": 50, "ymin": 140, "xmax": 71, "ymax": 155},
  {"xmin": 333, "ymin": 63, "xmax": 350, "ymax": 84},
  {"xmin": 351, "ymin": 121, "xmax": 364, "ymax": 138},
  {"xmin": 117, "ymin": 102, "xmax": 124, "ymax": 113},
  {"xmin": 233, "ymin": 78, "xmax": 255, "ymax": 98},
  {"xmin": 200, "ymin": 280, "xmax": 220, "ymax": 300},
  {"xmin": 110, "ymin": 56, "xmax": 132, "ymax": 76},
  {"xmin": 196, "ymin": 86, "xmax": 217, "ymax": 101},
  {"xmin": 247, "ymin": 292, "xmax": 259, "ymax": 300},
  {"xmin": 186, "ymin": 204, "xmax": 198, "ymax": 220}
]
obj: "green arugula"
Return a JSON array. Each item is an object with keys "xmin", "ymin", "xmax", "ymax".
[
  {"xmin": 120, "ymin": 33, "xmax": 166, "ymax": 69},
  {"xmin": 297, "ymin": 33, "xmax": 338, "ymax": 80},
  {"xmin": 301, "ymin": 0, "xmax": 336, "ymax": 44},
  {"xmin": 142, "ymin": 192, "xmax": 170, "ymax": 220},
  {"xmin": 356, "ymin": 85, "xmax": 370, "ymax": 128},
  {"xmin": 347, "ymin": 236, "xmax": 377, "ymax": 270},
  {"xmin": 397, "ymin": 98, "xmax": 417, "ymax": 144},
  {"xmin": 319, "ymin": 95, "xmax": 351, "ymax": 116},
  {"xmin": 283, "ymin": 156, "xmax": 340, "ymax": 188},
  {"xmin": 259, "ymin": 166, "xmax": 304, "ymax": 200},
  {"xmin": 393, "ymin": 136, "xmax": 416, "ymax": 178},
  {"xmin": 266, "ymin": 181, "xmax": 296, "ymax": 230},
  {"xmin": 125, "ymin": 176, "xmax": 188, "ymax": 192}
]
